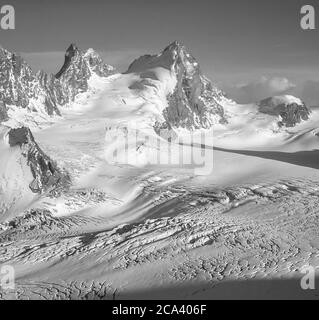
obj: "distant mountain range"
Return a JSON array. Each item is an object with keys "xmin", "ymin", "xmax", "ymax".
[{"xmin": 0, "ymin": 41, "xmax": 312, "ymax": 131}]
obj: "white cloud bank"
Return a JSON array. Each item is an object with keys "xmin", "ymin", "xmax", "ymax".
[{"xmin": 223, "ymin": 76, "xmax": 296, "ymax": 104}]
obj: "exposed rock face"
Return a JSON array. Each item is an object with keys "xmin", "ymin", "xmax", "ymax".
[
  {"xmin": 0, "ymin": 101, "xmax": 8, "ymax": 121},
  {"xmin": 0, "ymin": 48, "xmax": 61, "ymax": 116},
  {"xmin": 258, "ymin": 95, "xmax": 311, "ymax": 127},
  {"xmin": 55, "ymin": 44, "xmax": 116, "ymax": 102},
  {"xmin": 36, "ymin": 70, "xmax": 65, "ymax": 114},
  {"xmin": 7, "ymin": 127, "xmax": 70, "ymax": 195},
  {"xmin": 126, "ymin": 41, "xmax": 228, "ymax": 130}
]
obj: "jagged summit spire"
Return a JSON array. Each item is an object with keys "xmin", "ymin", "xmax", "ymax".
[
  {"xmin": 65, "ymin": 43, "xmax": 79, "ymax": 56},
  {"xmin": 55, "ymin": 43, "xmax": 115, "ymax": 80},
  {"xmin": 163, "ymin": 40, "xmax": 185, "ymax": 52},
  {"xmin": 55, "ymin": 44, "xmax": 80, "ymax": 78}
]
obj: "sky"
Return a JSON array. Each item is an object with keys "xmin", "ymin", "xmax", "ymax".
[{"xmin": 1, "ymin": 0, "xmax": 319, "ymax": 105}]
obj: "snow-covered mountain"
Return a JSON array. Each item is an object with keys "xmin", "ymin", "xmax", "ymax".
[
  {"xmin": 258, "ymin": 95, "xmax": 311, "ymax": 127},
  {"xmin": 0, "ymin": 45, "xmax": 115, "ymax": 128},
  {"xmin": 55, "ymin": 44, "xmax": 116, "ymax": 103},
  {"xmin": 1, "ymin": 40, "xmax": 319, "ymax": 300},
  {"xmin": 0, "ymin": 48, "xmax": 62, "ymax": 118},
  {"xmin": 126, "ymin": 41, "xmax": 229, "ymax": 130}
]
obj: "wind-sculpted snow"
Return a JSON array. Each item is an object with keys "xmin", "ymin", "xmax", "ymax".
[{"xmin": 0, "ymin": 178, "xmax": 319, "ymax": 299}]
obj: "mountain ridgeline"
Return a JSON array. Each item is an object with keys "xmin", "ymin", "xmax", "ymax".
[
  {"xmin": 0, "ymin": 41, "xmax": 312, "ymax": 132},
  {"xmin": 0, "ymin": 44, "xmax": 115, "ymax": 123}
]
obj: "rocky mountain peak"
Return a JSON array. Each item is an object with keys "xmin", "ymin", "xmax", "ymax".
[
  {"xmin": 66, "ymin": 43, "xmax": 79, "ymax": 55},
  {"xmin": 162, "ymin": 40, "xmax": 186, "ymax": 58},
  {"xmin": 56, "ymin": 43, "xmax": 115, "ymax": 78},
  {"xmin": 0, "ymin": 47, "xmax": 61, "ymax": 118},
  {"xmin": 55, "ymin": 43, "xmax": 80, "ymax": 79},
  {"xmin": 125, "ymin": 41, "xmax": 228, "ymax": 130},
  {"xmin": 258, "ymin": 95, "xmax": 311, "ymax": 127},
  {"xmin": 54, "ymin": 43, "xmax": 116, "ymax": 102}
]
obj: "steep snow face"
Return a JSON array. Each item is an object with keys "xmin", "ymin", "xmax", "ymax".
[
  {"xmin": 0, "ymin": 48, "xmax": 62, "ymax": 118},
  {"xmin": 0, "ymin": 126, "xmax": 70, "ymax": 222},
  {"xmin": 55, "ymin": 44, "xmax": 116, "ymax": 103},
  {"xmin": 258, "ymin": 95, "xmax": 311, "ymax": 127},
  {"xmin": 126, "ymin": 41, "xmax": 229, "ymax": 130}
]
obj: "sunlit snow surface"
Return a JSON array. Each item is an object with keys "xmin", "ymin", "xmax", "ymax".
[{"xmin": 1, "ymin": 72, "xmax": 319, "ymax": 300}]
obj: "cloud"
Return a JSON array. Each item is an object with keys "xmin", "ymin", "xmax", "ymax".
[{"xmin": 223, "ymin": 76, "xmax": 296, "ymax": 104}]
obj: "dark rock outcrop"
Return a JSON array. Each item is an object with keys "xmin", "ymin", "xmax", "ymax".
[
  {"xmin": 0, "ymin": 101, "xmax": 8, "ymax": 121},
  {"xmin": 7, "ymin": 127, "xmax": 71, "ymax": 195},
  {"xmin": 258, "ymin": 95, "xmax": 311, "ymax": 127}
]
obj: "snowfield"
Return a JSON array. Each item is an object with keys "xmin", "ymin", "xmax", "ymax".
[{"xmin": 1, "ymin": 50, "xmax": 319, "ymax": 300}]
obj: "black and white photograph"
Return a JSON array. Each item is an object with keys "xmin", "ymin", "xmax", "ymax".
[{"xmin": 0, "ymin": 0, "xmax": 318, "ymax": 304}]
